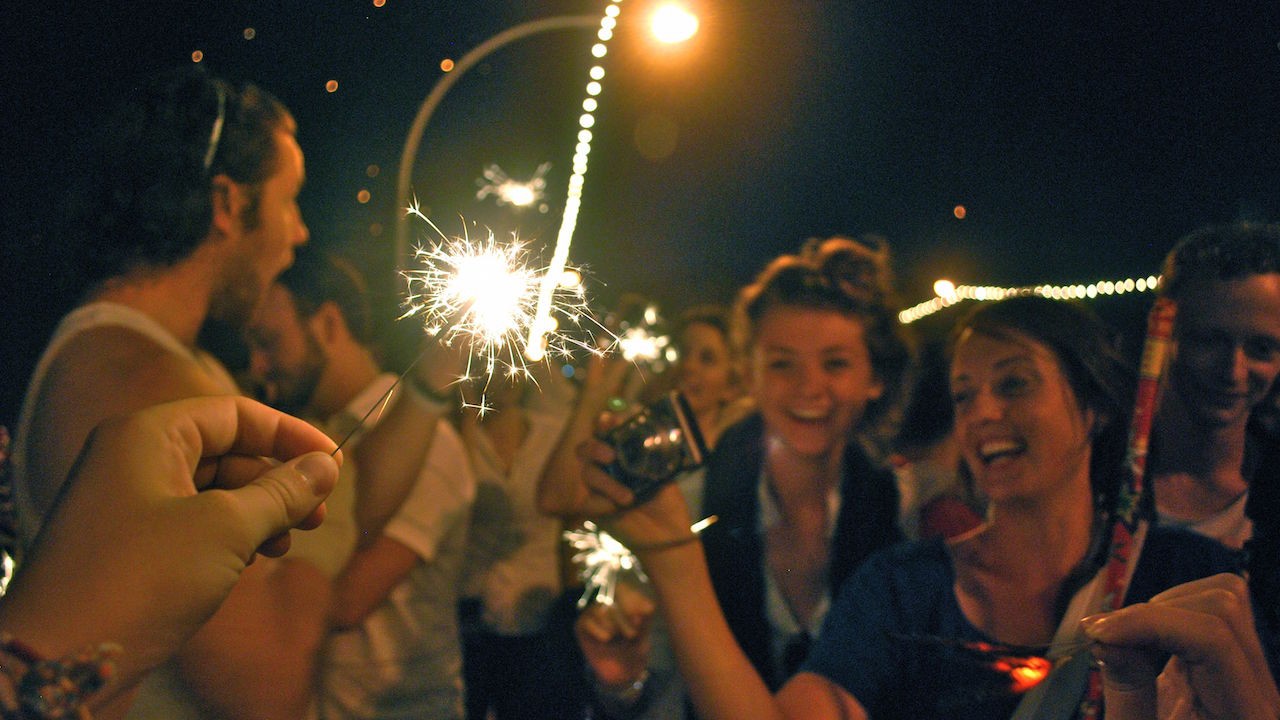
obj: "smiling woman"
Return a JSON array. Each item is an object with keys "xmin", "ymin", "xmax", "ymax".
[{"xmin": 570, "ymin": 294, "xmax": 1244, "ymax": 720}]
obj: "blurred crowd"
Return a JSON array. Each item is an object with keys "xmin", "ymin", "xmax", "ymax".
[{"xmin": 2, "ymin": 65, "xmax": 1278, "ymax": 720}]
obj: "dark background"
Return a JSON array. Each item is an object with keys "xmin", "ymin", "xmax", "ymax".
[{"xmin": 3, "ymin": 1, "xmax": 1279, "ymax": 426}]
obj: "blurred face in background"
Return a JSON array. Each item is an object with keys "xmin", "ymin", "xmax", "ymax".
[
  {"xmin": 750, "ymin": 306, "xmax": 881, "ymax": 462},
  {"xmin": 1167, "ymin": 274, "xmax": 1280, "ymax": 430},
  {"xmin": 676, "ymin": 320, "xmax": 737, "ymax": 420},
  {"xmin": 247, "ymin": 283, "xmax": 326, "ymax": 416}
]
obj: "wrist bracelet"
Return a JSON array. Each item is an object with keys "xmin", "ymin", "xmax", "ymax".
[
  {"xmin": 0, "ymin": 634, "xmax": 119, "ymax": 720},
  {"xmin": 597, "ymin": 668, "xmax": 650, "ymax": 706},
  {"xmin": 627, "ymin": 534, "xmax": 702, "ymax": 553}
]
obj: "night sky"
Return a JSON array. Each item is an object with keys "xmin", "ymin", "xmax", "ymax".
[{"xmin": 3, "ymin": 1, "xmax": 1279, "ymax": 424}]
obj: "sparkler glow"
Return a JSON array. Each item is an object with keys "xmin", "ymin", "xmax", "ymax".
[
  {"xmin": 401, "ymin": 202, "xmax": 604, "ymax": 413},
  {"xmin": 476, "ymin": 162, "xmax": 551, "ymax": 211},
  {"xmin": 615, "ymin": 302, "xmax": 671, "ymax": 367},
  {"xmin": 565, "ymin": 515, "xmax": 718, "ymax": 608}
]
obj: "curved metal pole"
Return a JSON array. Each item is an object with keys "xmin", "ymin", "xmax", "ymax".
[{"xmin": 395, "ymin": 14, "xmax": 598, "ymax": 269}]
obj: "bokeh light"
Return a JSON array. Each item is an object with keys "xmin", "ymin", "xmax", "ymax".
[
  {"xmin": 325, "ymin": 79, "xmax": 339, "ymax": 93},
  {"xmin": 357, "ymin": 189, "xmax": 371, "ymax": 204},
  {"xmin": 243, "ymin": 28, "xmax": 256, "ymax": 40},
  {"xmin": 191, "ymin": 50, "xmax": 204, "ymax": 63},
  {"xmin": 651, "ymin": 4, "xmax": 699, "ymax": 44},
  {"xmin": 953, "ymin": 204, "xmax": 967, "ymax": 219},
  {"xmin": 440, "ymin": 58, "xmax": 455, "ymax": 72}
]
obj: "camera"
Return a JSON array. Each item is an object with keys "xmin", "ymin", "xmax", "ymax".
[{"xmin": 601, "ymin": 390, "xmax": 709, "ymax": 502}]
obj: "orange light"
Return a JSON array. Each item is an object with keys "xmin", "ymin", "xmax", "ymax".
[
  {"xmin": 357, "ymin": 189, "xmax": 371, "ymax": 204},
  {"xmin": 440, "ymin": 58, "xmax": 455, "ymax": 72},
  {"xmin": 325, "ymin": 80, "xmax": 339, "ymax": 93},
  {"xmin": 191, "ymin": 50, "xmax": 204, "ymax": 63},
  {"xmin": 953, "ymin": 204, "xmax": 967, "ymax": 220},
  {"xmin": 373, "ymin": 0, "xmax": 386, "ymax": 6},
  {"xmin": 366, "ymin": 164, "xmax": 381, "ymax": 178}
]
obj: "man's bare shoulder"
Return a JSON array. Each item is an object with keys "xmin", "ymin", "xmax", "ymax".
[{"xmin": 24, "ymin": 323, "xmax": 235, "ymax": 514}]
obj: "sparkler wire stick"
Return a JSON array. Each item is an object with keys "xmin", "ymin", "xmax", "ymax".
[
  {"xmin": 1078, "ymin": 296, "xmax": 1176, "ymax": 718},
  {"xmin": 330, "ymin": 306, "xmax": 470, "ymax": 456}
]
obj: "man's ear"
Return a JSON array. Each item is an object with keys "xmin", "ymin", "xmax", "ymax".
[
  {"xmin": 209, "ymin": 175, "xmax": 247, "ymax": 237},
  {"xmin": 308, "ymin": 301, "xmax": 347, "ymax": 346}
]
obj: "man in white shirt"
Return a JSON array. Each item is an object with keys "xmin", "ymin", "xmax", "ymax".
[{"xmin": 249, "ymin": 248, "xmax": 472, "ymax": 719}]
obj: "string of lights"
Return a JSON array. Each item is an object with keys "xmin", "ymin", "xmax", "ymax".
[
  {"xmin": 899, "ymin": 274, "xmax": 1162, "ymax": 324},
  {"xmin": 526, "ymin": 0, "xmax": 623, "ymax": 361}
]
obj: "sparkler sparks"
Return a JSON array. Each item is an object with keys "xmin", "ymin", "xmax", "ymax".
[
  {"xmin": 400, "ymin": 202, "xmax": 604, "ymax": 412},
  {"xmin": 565, "ymin": 515, "xmax": 718, "ymax": 608},
  {"xmin": 565, "ymin": 521, "xmax": 646, "ymax": 608},
  {"xmin": 476, "ymin": 162, "xmax": 551, "ymax": 211}
]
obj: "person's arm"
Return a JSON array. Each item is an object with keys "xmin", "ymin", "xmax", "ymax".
[
  {"xmin": 0, "ymin": 397, "xmax": 339, "ymax": 711},
  {"xmin": 1082, "ymin": 573, "xmax": 1280, "ymax": 720},
  {"xmin": 350, "ymin": 342, "xmax": 464, "ymax": 541},
  {"xmin": 537, "ymin": 352, "xmax": 633, "ymax": 518},
  {"xmin": 578, "ymin": 438, "xmax": 864, "ymax": 720},
  {"xmin": 175, "ymin": 557, "xmax": 332, "ymax": 719},
  {"xmin": 329, "ymin": 535, "xmax": 419, "ymax": 629}
]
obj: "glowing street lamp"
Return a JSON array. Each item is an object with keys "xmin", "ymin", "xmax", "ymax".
[
  {"xmin": 650, "ymin": 3, "xmax": 699, "ymax": 44},
  {"xmin": 394, "ymin": 3, "xmax": 700, "ymax": 359},
  {"xmin": 397, "ymin": 3, "xmax": 699, "ymax": 260}
]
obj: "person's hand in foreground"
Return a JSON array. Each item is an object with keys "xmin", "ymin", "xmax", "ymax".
[
  {"xmin": 0, "ymin": 395, "xmax": 341, "ymax": 700},
  {"xmin": 1081, "ymin": 572, "xmax": 1280, "ymax": 720},
  {"xmin": 576, "ymin": 580, "xmax": 657, "ymax": 691}
]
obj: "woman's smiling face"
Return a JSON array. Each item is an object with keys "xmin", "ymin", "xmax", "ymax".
[
  {"xmin": 750, "ymin": 306, "xmax": 882, "ymax": 461},
  {"xmin": 949, "ymin": 328, "xmax": 1095, "ymax": 504}
]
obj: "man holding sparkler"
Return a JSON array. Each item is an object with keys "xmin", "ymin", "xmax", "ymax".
[
  {"xmin": 9, "ymin": 67, "xmax": 322, "ymax": 718},
  {"xmin": 247, "ymin": 247, "xmax": 474, "ymax": 719}
]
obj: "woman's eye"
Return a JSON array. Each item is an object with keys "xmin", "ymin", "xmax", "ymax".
[{"xmin": 996, "ymin": 375, "xmax": 1032, "ymax": 397}]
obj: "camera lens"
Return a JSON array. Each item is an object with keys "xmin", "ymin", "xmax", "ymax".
[{"xmin": 613, "ymin": 417, "xmax": 686, "ymax": 482}]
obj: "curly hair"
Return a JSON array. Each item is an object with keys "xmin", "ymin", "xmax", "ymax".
[{"xmin": 732, "ymin": 235, "xmax": 913, "ymax": 437}]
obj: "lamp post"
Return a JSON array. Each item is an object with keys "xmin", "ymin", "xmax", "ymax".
[{"xmin": 394, "ymin": 15, "xmax": 599, "ymax": 267}]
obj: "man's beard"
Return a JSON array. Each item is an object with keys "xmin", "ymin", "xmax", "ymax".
[
  {"xmin": 271, "ymin": 329, "xmax": 327, "ymax": 416},
  {"xmin": 208, "ymin": 249, "xmax": 264, "ymax": 332}
]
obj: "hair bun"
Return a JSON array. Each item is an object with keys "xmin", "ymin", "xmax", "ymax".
[{"xmin": 803, "ymin": 235, "xmax": 893, "ymax": 306}]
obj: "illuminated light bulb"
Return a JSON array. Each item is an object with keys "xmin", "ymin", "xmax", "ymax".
[
  {"xmin": 651, "ymin": 4, "xmax": 699, "ymax": 44},
  {"xmin": 933, "ymin": 279, "xmax": 957, "ymax": 300},
  {"xmin": 592, "ymin": 43, "xmax": 608, "ymax": 58}
]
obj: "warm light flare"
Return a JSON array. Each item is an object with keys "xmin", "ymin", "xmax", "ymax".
[{"xmin": 650, "ymin": 4, "xmax": 699, "ymax": 44}]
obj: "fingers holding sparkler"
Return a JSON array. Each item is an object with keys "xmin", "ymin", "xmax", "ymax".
[{"xmin": 1080, "ymin": 573, "xmax": 1280, "ymax": 720}]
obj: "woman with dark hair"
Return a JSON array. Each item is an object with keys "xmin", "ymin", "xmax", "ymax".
[
  {"xmin": 558, "ymin": 236, "xmax": 910, "ymax": 718},
  {"xmin": 574, "ymin": 295, "xmax": 1239, "ymax": 720}
]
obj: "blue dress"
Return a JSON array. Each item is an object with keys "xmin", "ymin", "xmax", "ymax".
[{"xmin": 802, "ymin": 527, "xmax": 1242, "ymax": 720}]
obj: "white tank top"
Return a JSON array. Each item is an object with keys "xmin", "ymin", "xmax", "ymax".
[{"xmin": 11, "ymin": 301, "xmax": 237, "ymax": 549}]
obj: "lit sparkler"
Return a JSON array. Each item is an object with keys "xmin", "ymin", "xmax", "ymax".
[
  {"xmin": 613, "ymin": 302, "xmax": 671, "ymax": 368},
  {"xmin": 401, "ymin": 202, "xmax": 604, "ymax": 412},
  {"xmin": 476, "ymin": 162, "xmax": 551, "ymax": 212},
  {"xmin": 565, "ymin": 515, "xmax": 717, "ymax": 608}
]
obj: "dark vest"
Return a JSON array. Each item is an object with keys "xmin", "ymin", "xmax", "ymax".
[{"xmin": 699, "ymin": 413, "xmax": 904, "ymax": 690}]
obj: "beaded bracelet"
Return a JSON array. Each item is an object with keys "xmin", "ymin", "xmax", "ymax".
[{"xmin": 0, "ymin": 634, "xmax": 119, "ymax": 720}]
